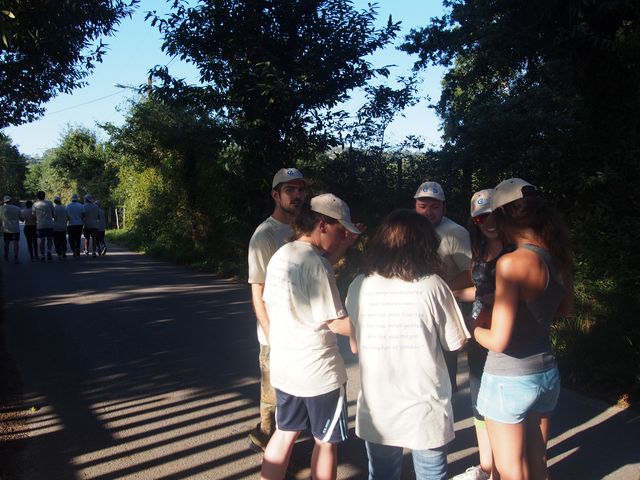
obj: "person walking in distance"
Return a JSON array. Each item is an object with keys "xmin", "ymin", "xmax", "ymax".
[
  {"xmin": 261, "ymin": 194, "xmax": 361, "ymax": 480},
  {"xmin": 95, "ymin": 200, "xmax": 107, "ymax": 255},
  {"xmin": 66, "ymin": 193, "xmax": 85, "ymax": 257},
  {"xmin": 414, "ymin": 181, "xmax": 472, "ymax": 391},
  {"xmin": 22, "ymin": 200, "xmax": 39, "ymax": 261},
  {"xmin": 474, "ymin": 179, "xmax": 573, "ymax": 480},
  {"xmin": 33, "ymin": 190, "xmax": 55, "ymax": 262},
  {"xmin": 52, "ymin": 195, "xmax": 68, "ymax": 260},
  {"xmin": 83, "ymin": 194, "xmax": 100, "ymax": 257},
  {"xmin": 247, "ymin": 168, "xmax": 310, "ymax": 451},
  {"xmin": 0, "ymin": 195, "xmax": 23, "ymax": 263}
]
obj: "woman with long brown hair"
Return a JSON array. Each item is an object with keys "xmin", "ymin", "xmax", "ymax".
[
  {"xmin": 347, "ymin": 209, "xmax": 469, "ymax": 479},
  {"xmin": 473, "ymin": 179, "xmax": 573, "ymax": 480}
]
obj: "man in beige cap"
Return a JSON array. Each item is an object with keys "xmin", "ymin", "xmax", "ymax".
[
  {"xmin": 414, "ymin": 180, "xmax": 472, "ymax": 390},
  {"xmin": 261, "ymin": 193, "xmax": 361, "ymax": 480},
  {"xmin": 247, "ymin": 167, "xmax": 311, "ymax": 451},
  {"xmin": 1, "ymin": 195, "xmax": 23, "ymax": 263}
]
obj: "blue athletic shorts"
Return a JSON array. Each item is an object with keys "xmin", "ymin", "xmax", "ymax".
[
  {"xmin": 275, "ymin": 384, "xmax": 348, "ymax": 444},
  {"xmin": 36, "ymin": 228, "xmax": 54, "ymax": 238},
  {"xmin": 477, "ymin": 367, "xmax": 560, "ymax": 424}
]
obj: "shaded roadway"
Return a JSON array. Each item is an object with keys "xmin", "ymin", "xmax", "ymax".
[{"xmin": 0, "ymin": 239, "xmax": 638, "ymax": 479}]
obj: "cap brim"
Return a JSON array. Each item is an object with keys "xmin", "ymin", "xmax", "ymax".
[{"xmin": 339, "ymin": 220, "xmax": 361, "ymax": 234}]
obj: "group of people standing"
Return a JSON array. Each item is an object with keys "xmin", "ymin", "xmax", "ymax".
[
  {"xmin": 0, "ymin": 191, "xmax": 107, "ymax": 263},
  {"xmin": 246, "ymin": 168, "xmax": 573, "ymax": 480}
]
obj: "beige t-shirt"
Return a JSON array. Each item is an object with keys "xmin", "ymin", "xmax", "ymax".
[
  {"xmin": 248, "ymin": 216, "xmax": 293, "ymax": 345},
  {"xmin": 347, "ymin": 273, "xmax": 469, "ymax": 450},
  {"xmin": 436, "ymin": 216, "xmax": 471, "ymax": 284},
  {"xmin": 32, "ymin": 200, "xmax": 54, "ymax": 229},
  {"xmin": 0, "ymin": 204, "xmax": 22, "ymax": 233},
  {"xmin": 264, "ymin": 240, "xmax": 347, "ymax": 397}
]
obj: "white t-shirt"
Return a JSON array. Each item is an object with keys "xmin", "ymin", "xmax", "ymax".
[
  {"xmin": 32, "ymin": 200, "xmax": 55, "ymax": 229},
  {"xmin": 264, "ymin": 240, "xmax": 347, "ymax": 397},
  {"xmin": 248, "ymin": 216, "xmax": 293, "ymax": 345},
  {"xmin": 346, "ymin": 273, "xmax": 470, "ymax": 450},
  {"xmin": 53, "ymin": 204, "xmax": 67, "ymax": 231},
  {"xmin": 0, "ymin": 204, "xmax": 22, "ymax": 233},
  {"xmin": 436, "ymin": 216, "xmax": 471, "ymax": 284},
  {"xmin": 66, "ymin": 201, "xmax": 85, "ymax": 226}
]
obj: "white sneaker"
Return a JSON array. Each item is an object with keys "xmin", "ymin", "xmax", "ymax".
[{"xmin": 451, "ymin": 465, "xmax": 490, "ymax": 480}]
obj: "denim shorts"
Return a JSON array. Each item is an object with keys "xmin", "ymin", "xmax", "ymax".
[{"xmin": 477, "ymin": 367, "xmax": 560, "ymax": 424}]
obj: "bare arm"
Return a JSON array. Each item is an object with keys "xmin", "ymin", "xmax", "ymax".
[
  {"xmin": 251, "ymin": 283, "xmax": 270, "ymax": 342},
  {"xmin": 327, "ymin": 316, "xmax": 358, "ymax": 353}
]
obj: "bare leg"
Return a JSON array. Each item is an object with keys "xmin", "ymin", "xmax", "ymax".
[
  {"xmin": 526, "ymin": 412, "xmax": 551, "ymax": 480},
  {"xmin": 486, "ymin": 419, "xmax": 527, "ymax": 480},
  {"xmin": 261, "ymin": 429, "xmax": 300, "ymax": 480},
  {"xmin": 476, "ymin": 419, "xmax": 499, "ymax": 479},
  {"xmin": 311, "ymin": 438, "xmax": 337, "ymax": 480}
]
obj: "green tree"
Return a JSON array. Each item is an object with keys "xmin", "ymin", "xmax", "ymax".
[
  {"xmin": 0, "ymin": 132, "xmax": 26, "ymax": 197},
  {"xmin": 402, "ymin": 0, "xmax": 640, "ymax": 404},
  {"xmin": 0, "ymin": 0, "xmax": 137, "ymax": 127},
  {"xmin": 149, "ymin": 0, "xmax": 400, "ymax": 223}
]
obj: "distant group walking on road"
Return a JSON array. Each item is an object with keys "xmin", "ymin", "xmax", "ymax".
[
  {"xmin": 0, "ymin": 191, "xmax": 108, "ymax": 264},
  {"xmin": 248, "ymin": 168, "xmax": 573, "ymax": 480}
]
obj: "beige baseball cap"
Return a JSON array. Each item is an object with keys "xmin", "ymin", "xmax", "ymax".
[
  {"xmin": 491, "ymin": 178, "xmax": 537, "ymax": 210},
  {"xmin": 414, "ymin": 181, "xmax": 445, "ymax": 201},
  {"xmin": 311, "ymin": 193, "xmax": 361, "ymax": 234},
  {"xmin": 272, "ymin": 168, "xmax": 311, "ymax": 189},
  {"xmin": 470, "ymin": 189, "xmax": 493, "ymax": 217}
]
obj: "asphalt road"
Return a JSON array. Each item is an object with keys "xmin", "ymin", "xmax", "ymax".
[{"xmin": 1, "ymin": 239, "xmax": 639, "ymax": 479}]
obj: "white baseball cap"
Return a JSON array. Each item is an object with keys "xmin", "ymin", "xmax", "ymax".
[
  {"xmin": 492, "ymin": 178, "xmax": 537, "ymax": 210},
  {"xmin": 3, "ymin": 195, "xmax": 11, "ymax": 203},
  {"xmin": 414, "ymin": 181, "xmax": 445, "ymax": 201},
  {"xmin": 470, "ymin": 189, "xmax": 493, "ymax": 217},
  {"xmin": 272, "ymin": 168, "xmax": 311, "ymax": 189},
  {"xmin": 311, "ymin": 193, "xmax": 361, "ymax": 234}
]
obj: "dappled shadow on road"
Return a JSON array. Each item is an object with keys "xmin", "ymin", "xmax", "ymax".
[{"xmin": 1, "ymin": 245, "xmax": 269, "ymax": 479}]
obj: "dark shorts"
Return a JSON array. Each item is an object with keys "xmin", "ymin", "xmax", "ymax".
[
  {"xmin": 36, "ymin": 228, "xmax": 54, "ymax": 238},
  {"xmin": 275, "ymin": 385, "xmax": 348, "ymax": 444},
  {"xmin": 3, "ymin": 232, "xmax": 20, "ymax": 242},
  {"xmin": 83, "ymin": 228, "xmax": 97, "ymax": 239}
]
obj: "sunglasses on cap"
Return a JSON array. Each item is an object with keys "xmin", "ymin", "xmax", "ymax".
[{"xmin": 473, "ymin": 213, "xmax": 490, "ymax": 225}]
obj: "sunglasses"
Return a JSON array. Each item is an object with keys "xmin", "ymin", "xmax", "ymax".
[{"xmin": 473, "ymin": 213, "xmax": 490, "ymax": 225}]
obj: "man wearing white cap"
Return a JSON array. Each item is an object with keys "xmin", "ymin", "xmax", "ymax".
[
  {"xmin": 66, "ymin": 193, "xmax": 85, "ymax": 257},
  {"xmin": 414, "ymin": 180, "xmax": 472, "ymax": 390},
  {"xmin": 0, "ymin": 195, "xmax": 23, "ymax": 263},
  {"xmin": 261, "ymin": 193, "xmax": 361, "ymax": 480},
  {"xmin": 53, "ymin": 195, "xmax": 68, "ymax": 259},
  {"xmin": 247, "ymin": 167, "xmax": 310, "ymax": 451}
]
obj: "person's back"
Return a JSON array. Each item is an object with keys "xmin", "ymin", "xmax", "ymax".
[
  {"xmin": 53, "ymin": 203, "xmax": 67, "ymax": 231},
  {"xmin": 1, "ymin": 203, "xmax": 22, "ymax": 233},
  {"xmin": 33, "ymin": 199, "xmax": 54, "ymax": 229},
  {"xmin": 21, "ymin": 206, "xmax": 37, "ymax": 226},
  {"xmin": 66, "ymin": 200, "xmax": 85, "ymax": 226},
  {"xmin": 83, "ymin": 201, "xmax": 100, "ymax": 229},
  {"xmin": 436, "ymin": 216, "xmax": 472, "ymax": 284}
]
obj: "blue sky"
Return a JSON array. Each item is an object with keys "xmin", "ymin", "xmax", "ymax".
[{"xmin": 3, "ymin": 0, "xmax": 447, "ymax": 157}]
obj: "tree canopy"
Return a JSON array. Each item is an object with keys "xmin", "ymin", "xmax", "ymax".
[
  {"xmin": 148, "ymin": 0, "xmax": 400, "ymax": 199},
  {"xmin": 0, "ymin": 0, "xmax": 138, "ymax": 127}
]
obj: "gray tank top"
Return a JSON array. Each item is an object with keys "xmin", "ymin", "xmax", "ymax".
[{"xmin": 484, "ymin": 244, "xmax": 565, "ymax": 376}]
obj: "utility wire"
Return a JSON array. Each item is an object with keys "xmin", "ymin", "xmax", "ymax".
[{"xmin": 44, "ymin": 90, "xmax": 127, "ymax": 116}]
